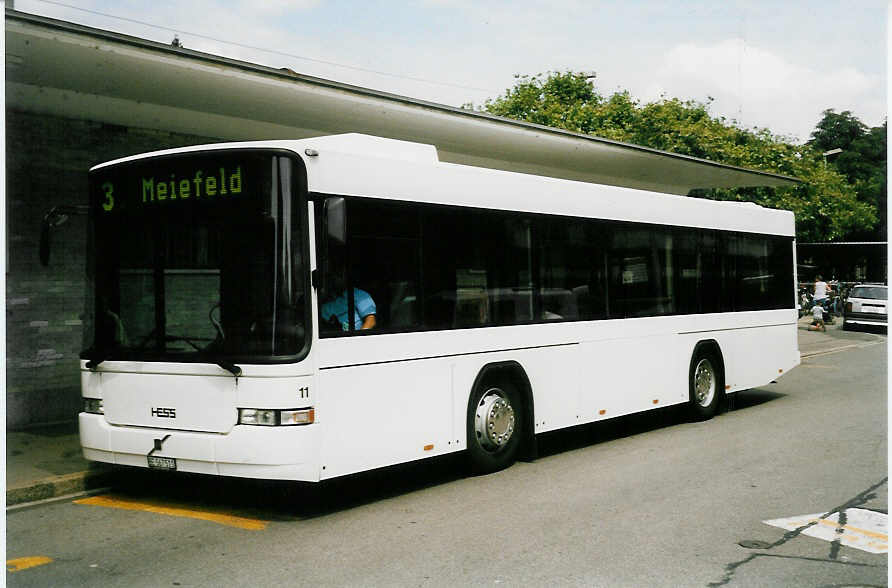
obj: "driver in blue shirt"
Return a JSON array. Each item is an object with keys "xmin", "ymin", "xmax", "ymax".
[{"xmin": 321, "ymin": 288, "xmax": 377, "ymax": 331}]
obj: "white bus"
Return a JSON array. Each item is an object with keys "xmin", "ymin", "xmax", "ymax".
[{"xmin": 75, "ymin": 133, "xmax": 799, "ymax": 481}]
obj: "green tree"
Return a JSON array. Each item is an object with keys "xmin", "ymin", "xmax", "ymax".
[
  {"xmin": 808, "ymin": 109, "xmax": 868, "ymax": 153},
  {"xmin": 809, "ymin": 111, "xmax": 887, "ymax": 240},
  {"xmin": 472, "ymin": 72, "xmax": 878, "ymax": 242}
]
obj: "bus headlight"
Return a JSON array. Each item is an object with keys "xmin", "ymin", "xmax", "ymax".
[
  {"xmin": 238, "ymin": 408, "xmax": 314, "ymax": 426},
  {"xmin": 239, "ymin": 408, "xmax": 277, "ymax": 426},
  {"xmin": 83, "ymin": 398, "xmax": 104, "ymax": 414}
]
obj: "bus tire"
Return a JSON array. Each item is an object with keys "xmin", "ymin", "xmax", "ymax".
[
  {"xmin": 688, "ymin": 347, "xmax": 723, "ymax": 421},
  {"xmin": 466, "ymin": 378, "xmax": 523, "ymax": 474}
]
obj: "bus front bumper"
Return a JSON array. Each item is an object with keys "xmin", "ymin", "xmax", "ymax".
[{"xmin": 79, "ymin": 413, "xmax": 322, "ymax": 482}]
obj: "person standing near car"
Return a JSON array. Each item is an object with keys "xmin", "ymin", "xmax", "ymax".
[{"xmin": 814, "ymin": 275, "xmax": 832, "ymax": 311}]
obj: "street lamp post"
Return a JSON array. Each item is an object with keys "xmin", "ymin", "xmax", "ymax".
[{"xmin": 822, "ymin": 147, "xmax": 843, "ymax": 166}]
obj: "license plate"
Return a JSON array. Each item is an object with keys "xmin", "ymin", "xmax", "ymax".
[
  {"xmin": 147, "ymin": 456, "xmax": 177, "ymax": 470},
  {"xmin": 863, "ymin": 306, "xmax": 886, "ymax": 314}
]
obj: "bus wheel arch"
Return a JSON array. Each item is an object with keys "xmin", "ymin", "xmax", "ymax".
[
  {"xmin": 466, "ymin": 361, "xmax": 535, "ymax": 474},
  {"xmin": 687, "ymin": 340, "xmax": 726, "ymax": 421}
]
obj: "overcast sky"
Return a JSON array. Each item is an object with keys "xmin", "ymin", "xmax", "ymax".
[{"xmin": 14, "ymin": 0, "xmax": 888, "ymax": 143}]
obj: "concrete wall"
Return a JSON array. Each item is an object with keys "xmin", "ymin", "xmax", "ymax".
[{"xmin": 6, "ymin": 109, "xmax": 219, "ymax": 428}]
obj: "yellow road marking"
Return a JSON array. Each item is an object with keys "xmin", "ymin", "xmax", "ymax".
[
  {"xmin": 74, "ymin": 495, "xmax": 268, "ymax": 531},
  {"xmin": 7, "ymin": 556, "xmax": 53, "ymax": 572},
  {"xmin": 809, "ymin": 518, "xmax": 888, "ymax": 541}
]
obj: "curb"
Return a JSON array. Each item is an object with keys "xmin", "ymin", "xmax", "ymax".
[{"xmin": 6, "ymin": 467, "xmax": 116, "ymax": 507}]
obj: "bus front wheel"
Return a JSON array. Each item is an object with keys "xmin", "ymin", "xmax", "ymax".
[
  {"xmin": 466, "ymin": 380, "xmax": 523, "ymax": 474},
  {"xmin": 688, "ymin": 348, "xmax": 723, "ymax": 421}
]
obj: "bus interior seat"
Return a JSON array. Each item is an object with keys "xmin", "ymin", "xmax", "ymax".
[
  {"xmin": 389, "ymin": 281, "xmax": 417, "ymax": 329},
  {"xmin": 454, "ymin": 288, "xmax": 489, "ymax": 327},
  {"xmin": 544, "ymin": 288, "xmax": 578, "ymax": 320}
]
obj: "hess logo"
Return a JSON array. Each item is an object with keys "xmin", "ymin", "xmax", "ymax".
[{"xmin": 151, "ymin": 407, "xmax": 176, "ymax": 419}]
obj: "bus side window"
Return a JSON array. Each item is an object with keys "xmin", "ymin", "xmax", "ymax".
[
  {"xmin": 427, "ymin": 208, "xmax": 532, "ymax": 328},
  {"xmin": 342, "ymin": 197, "xmax": 422, "ymax": 333},
  {"xmin": 537, "ymin": 217, "xmax": 596, "ymax": 321}
]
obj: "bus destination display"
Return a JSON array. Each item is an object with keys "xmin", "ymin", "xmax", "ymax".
[{"xmin": 98, "ymin": 164, "xmax": 245, "ymax": 213}]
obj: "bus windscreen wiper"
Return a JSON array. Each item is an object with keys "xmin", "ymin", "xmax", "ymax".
[
  {"xmin": 165, "ymin": 335, "xmax": 241, "ymax": 377},
  {"xmin": 164, "ymin": 335, "xmax": 242, "ymax": 377},
  {"xmin": 164, "ymin": 334, "xmax": 206, "ymax": 352},
  {"xmin": 85, "ymin": 354, "xmax": 108, "ymax": 370},
  {"xmin": 134, "ymin": 332, "xmax": 241, "ymax": 376},
  {"xmin": 214, "ymin": 359, "xmax": 242, "ymax": 378}
]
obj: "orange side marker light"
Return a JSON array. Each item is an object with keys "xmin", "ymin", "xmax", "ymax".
[{"xmin": 423, "ymin": 444, "xmax": 434, "ymax": 451}]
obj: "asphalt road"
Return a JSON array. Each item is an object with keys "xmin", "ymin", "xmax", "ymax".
[{"xmin": 7, "ymin": 336, "xmax": 887, "ymax": 587}]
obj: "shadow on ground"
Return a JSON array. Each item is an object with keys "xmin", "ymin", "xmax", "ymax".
[
  {"xmin": 98, "ymin": 388, "xmax": 786, "ymax": 521},
  {"xmin": 839, "ymin": 323, "xmax": 888, "ymax": 337}
]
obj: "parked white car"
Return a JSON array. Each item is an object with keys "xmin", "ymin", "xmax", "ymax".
[{"xmin": 843, "ymin": 284, "xmax": 887, "ymax": 330}]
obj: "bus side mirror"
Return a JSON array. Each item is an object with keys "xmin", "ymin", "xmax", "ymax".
[
  {"xmin": 39, "ymin": 205, "xmax": 88, "ymax": 266},
  {"xmin": 324, "ymin": 197, "xmax": 346, "ymax": 245},
  {"xmin": 319, "ymin": 197, "xmax": 346, "ymax": 296}
]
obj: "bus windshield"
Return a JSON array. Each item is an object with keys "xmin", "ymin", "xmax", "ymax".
[{"xmin": 85, "ymin": 150, "xmax": 309, "ymax": 364}]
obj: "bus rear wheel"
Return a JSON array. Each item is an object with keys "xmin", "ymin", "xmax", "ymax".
[
  {"xmin": 688, "ymin": 349, "xmax": 723, "ymax": 421},
  {"xmin": 466, "ymin": 380, "xmax": 523, "ymax": 474}
]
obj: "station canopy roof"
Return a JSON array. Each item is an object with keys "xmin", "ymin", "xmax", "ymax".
[{"xmin": 6, "ymin": 10, "xmax": 800, "ymax": 196}]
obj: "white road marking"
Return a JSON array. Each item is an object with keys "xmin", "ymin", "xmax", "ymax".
[
  {"xmin": 800, "ymin": 338, "xmax": 886, "ymax": 359},
  {"xmin": 764, "ymin": 508, "xmax": 887, "ymax": 554}
]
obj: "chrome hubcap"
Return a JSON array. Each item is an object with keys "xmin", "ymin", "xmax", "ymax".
[
  {"xmin": 694, "ymin": 358, "xmax": 716, "ymax": 407},
  {"xmin": 475, "ymin": 388, "xmax": 516, "ymax": 452}
]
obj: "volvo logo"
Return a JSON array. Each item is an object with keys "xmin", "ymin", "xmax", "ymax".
[{"xmin": 151, "ymin": 407, "xmax": 176, "ymax": 418}]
